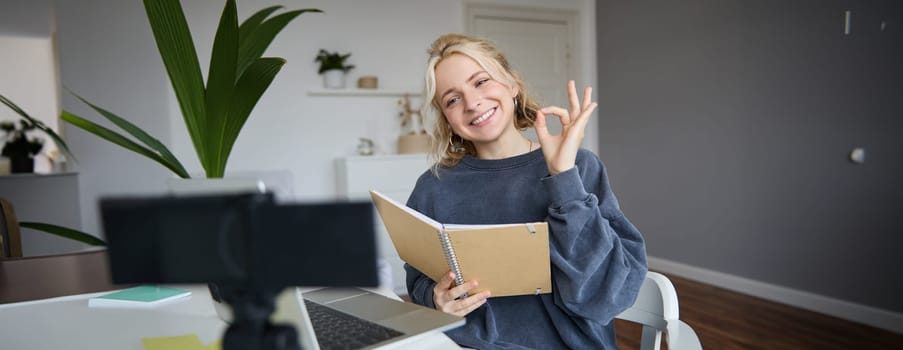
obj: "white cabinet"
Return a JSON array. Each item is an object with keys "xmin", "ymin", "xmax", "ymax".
[{"xmin": 335, "ymin": 154, "xmax": 432, "ymax": 295}]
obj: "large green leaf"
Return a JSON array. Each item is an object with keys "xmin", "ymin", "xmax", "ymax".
[
  {"xmin": 0, "ymin": 93, "xmax": 76, "ymax": 162},
  {"xmin": 204, "ymin": 0, "xmax": 240, "ymax": 178},
  {"xmin": 208, "ymin": 57, "xmax": 285, "ymax": 178},
  {"xmin": 0, "ymin": 93, "xmax": 29, "ymax": 119},
  {"xmin": 237, "ymin": 5, "xmax": 284, "ymax": 45},
  {"xmin": 69, "ymin": 92, "xmax": 188, "ymax": 178},
  {"xmin": 236, "ymin": 8, "xmax": 321, "ymax": 77},
  {"xmin": 20, "ymin": 221, "xmax": 106, "ymax": 246},
  {"xmin": 64, "ymin": 1, "xmax": 319, "ymax": 180},
  {"xmin": 61, "ymin": 111, "xmax": 190, "ymax": 178},
  {"xmin": 143, "ymin": 0, "xmax": 208, "ymax": 170}
]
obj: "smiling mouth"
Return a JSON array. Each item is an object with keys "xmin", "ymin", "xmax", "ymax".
[{"xmin": 471, "ymin": 107, "xmax": 496, "ymax": 126}]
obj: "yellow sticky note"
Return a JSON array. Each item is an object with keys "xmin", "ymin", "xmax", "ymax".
[
  {"xmin": 205, "ymin": 339, "xmax": 222, "ymax": 350},
  {"xmin": 142, "ymin": 334, "xmax": 220, "ymax": 350}
]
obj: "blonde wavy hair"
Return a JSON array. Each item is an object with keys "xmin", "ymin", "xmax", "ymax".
[{"xmin": 422, "ymin": 33, "xmax": 541, "ymax": 175}]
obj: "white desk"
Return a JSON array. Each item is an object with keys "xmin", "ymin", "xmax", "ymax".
[{"xmin": 0, "ymin": 285, "xmax": 460, "ymax": 350}]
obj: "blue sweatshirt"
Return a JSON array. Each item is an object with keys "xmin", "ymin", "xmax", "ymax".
[{"xmin": 405, "ymin": 148, "xmax": 648, "ymax": 349}]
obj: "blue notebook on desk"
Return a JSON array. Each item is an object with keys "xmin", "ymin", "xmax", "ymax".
[{"xmin": 88, "ymin": 285, "xmax": 191, "ymax": 308}]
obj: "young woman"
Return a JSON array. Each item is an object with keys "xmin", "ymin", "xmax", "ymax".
[{"xmin": 405, "ymin": 33, "xmax": 647, "ymax": 349}]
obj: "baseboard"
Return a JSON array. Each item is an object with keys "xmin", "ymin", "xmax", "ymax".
[{"xmin": 648, "ymin": 256, "xmax": 903, "ymax": 334}]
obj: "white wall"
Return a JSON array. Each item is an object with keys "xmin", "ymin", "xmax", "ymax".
[
  {"xmin": 0, "ymin": 36, "xmax": 60, "ymax": 173},
  {"xmin": 168, "ymin": 0, "xmax": 463, "ymax": 201},
  {"xmin": 52, "ymin": 0, "xmax": 593, "ymax": 239},
  {"xmin": 0, "ymin": 0, "xmax": 60, "ymax": 173},
  {"xmin": 0, "ymin": 36, "xmax": 59, "ymax": 131},
  {"xmin": 55, "ymin": 0, "xmax": 469, "ymax": 236},
  {"xmin": 56, "ymin": 0, "xmax": 177, "ymax": 237},
  {"xmin": 465, "ymin": 0, "xmax": 598, "ymax": 152}
]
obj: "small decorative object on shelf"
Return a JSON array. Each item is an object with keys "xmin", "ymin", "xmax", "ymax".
[
  {"xmin": 315, "ymin": 49, "xmax": 355, "ymax": 89},
  {"xmin": 1, "ymin": 120, "xmax": 44, "ymax": 174},
  {"xmin": 47, "ymin": 148, "xmax": 66, "ymax": 173},
  {"xmin": 357, "ymin": 138, "xmax": 375, "ymax": 156},
  {"xmin": 397, "ymin": 94, "xmax": 430, "ymax": 154},
  {"xmin": 357, "ymin": 76, "xmax": 378, "ymax": 89}
]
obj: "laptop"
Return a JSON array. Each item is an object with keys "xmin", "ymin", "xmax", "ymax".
[{"xmin": 274, "ymin": 287, "xmax": 464, "ymax": 350}]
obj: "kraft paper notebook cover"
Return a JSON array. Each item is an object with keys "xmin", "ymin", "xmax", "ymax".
[{"xmin": 370, "ymin": 190, "xmax": 552, "ymax": 297}]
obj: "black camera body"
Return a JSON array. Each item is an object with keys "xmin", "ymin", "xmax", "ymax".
[{"xmin": 100, "ymin": 192, "xmax": 380, "ymax": 350}]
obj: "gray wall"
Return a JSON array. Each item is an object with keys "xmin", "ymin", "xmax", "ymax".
[{"xmin": 596, "ymin": 0, "xmax": 902, "ymax": 313}]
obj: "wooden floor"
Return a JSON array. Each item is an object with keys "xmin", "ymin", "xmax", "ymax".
[{"xmin": 615, "ymin": 272, "xmax": 903, "ymax": 350}]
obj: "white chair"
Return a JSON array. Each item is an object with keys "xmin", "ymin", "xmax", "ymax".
[{"xmin": 616, "ymin": 271, "xmax": 704, "ymax": 350}]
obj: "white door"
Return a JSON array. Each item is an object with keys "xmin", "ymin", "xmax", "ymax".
[{"xmin": 468, "ymin": 5, "xmax": 576, "ymax": 138}]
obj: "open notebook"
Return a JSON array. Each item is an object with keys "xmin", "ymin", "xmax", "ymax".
[
  {"xmin": 273, "ymin": 287, "xmax": 464, "ymax": 350},
  {"xmin": 370, "ymin": 190, "xmax": 552, "ymax": 297}
]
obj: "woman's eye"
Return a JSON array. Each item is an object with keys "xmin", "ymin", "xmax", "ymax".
[
  {"xmin": 476, "ymin": 78, "xmax": 489, "ymax": 87},
  {"xmin": 445, "ymin": 97, "xmax": 459, "ymax": 107}
]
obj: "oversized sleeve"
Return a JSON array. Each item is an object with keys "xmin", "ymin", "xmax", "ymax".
[
  {"xmin": 542, "ymin": 154, "xmax": 647, "ymax": 324},
  {"xmin": 405, "ymin": 263, "xmax": 437, "ymax": 309}
]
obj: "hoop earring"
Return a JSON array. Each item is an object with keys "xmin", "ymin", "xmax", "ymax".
[
  {"xmin": 449, "ymin": 134, "xmax": 466, "ymax": 153},
  {"xmin": 513, "ymin": 97, "xmax": 519, "ymax": 108}
]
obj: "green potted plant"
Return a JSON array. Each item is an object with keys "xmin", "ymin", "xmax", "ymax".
[
  {"xmin": 58, "ymin": 0, "xmax": 321, "ymax": 321},
  {"xmin": 1, "ymin": 120, "xmax": 44, "ymax": 173},
  {"xmin": 0, "ymin": 94, "xmax": 104, "ymax": 246},
  {"xmin": 62, "ymin": 0, "xmax": 321, "ymax": 179},
  {"xmin": 1, "ymin": 94, "xmax": 75, "ymax": 174},
  {"xmin": 315, "ymin": 49, "xmax": 355, "ymax": 89}
]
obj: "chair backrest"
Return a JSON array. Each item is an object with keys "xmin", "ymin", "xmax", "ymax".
[
  {"xmin": 616, "ymin": 271, "xmax": 703, "ymax": 350},
  {"xmin": 0, "ymin": 249, "xmax": 119, "ymax": 304},
  {"xmin": 0, "ymin": 197, "xmax": 23, "ymax": 259}
]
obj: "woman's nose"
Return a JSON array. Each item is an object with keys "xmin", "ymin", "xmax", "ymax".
[{"xmin": 463, "ymin": 92, "xmax": 481, "ymax": 112}]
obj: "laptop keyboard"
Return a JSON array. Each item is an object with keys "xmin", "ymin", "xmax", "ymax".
[{"xmin": 304, "ymin": 300, "xmax": 404, "ymax": 350}]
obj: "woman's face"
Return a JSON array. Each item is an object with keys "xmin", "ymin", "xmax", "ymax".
[{"xmin": 434, "ymin": 53, "xmax": 518, "ymax": 146}]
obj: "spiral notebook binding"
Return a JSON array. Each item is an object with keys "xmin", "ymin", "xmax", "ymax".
[{"xmin": 439, "ymin": 224, "xmax": 465, "ymax": 287}]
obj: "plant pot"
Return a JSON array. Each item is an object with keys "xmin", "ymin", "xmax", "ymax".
[
  {"xmin": 322, "ymin": 70, "xmax": 346, "ymax": 89},
  {"xmin": 10, "ymin": 156, "xmax": 34, "ymax": 173}
]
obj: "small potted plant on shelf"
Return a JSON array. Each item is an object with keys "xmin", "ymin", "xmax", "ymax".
[
  {"xmin": 315, "ymin": 49, "xmax": 355, "ymax": 89},
  {"xmin": 0, "ymin": 120, "xmax": 44, "ymax": 173},
  {"xmin": 1, "ymin": 93, "xmax": 74, "ymax": 175}
]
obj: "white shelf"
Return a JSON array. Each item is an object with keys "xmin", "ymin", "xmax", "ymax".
[{"xmin": 307, "ymin": 88, "xmax": 421, "ymax": 97}]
